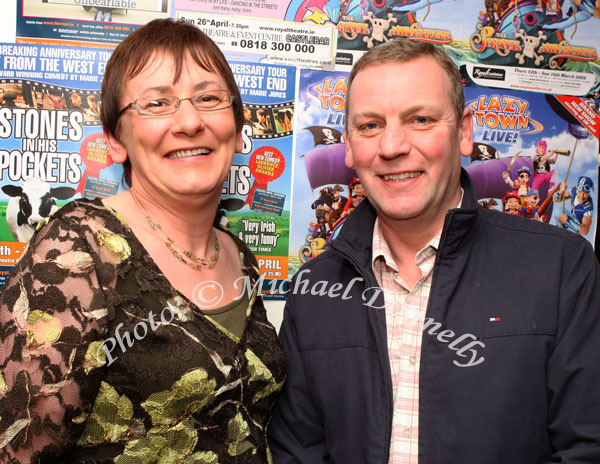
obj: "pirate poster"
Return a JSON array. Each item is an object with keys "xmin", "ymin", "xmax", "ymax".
[
  {"xmin": 0, "ymin": 42, "xmax": 125, "ymax": 288},
  {"xmin": 288, "ymin": 68, "xmax": 362, "ymax": 276},
  {"xmin": 16, "ymin": 0, "xmax": 171, "ymax": 47},
  {"xmin": 226, "ymin": 61, "xmax": 296, "ymax": 298},
  {"xmin": 463, "ymin": 86, "xmax": 599, "ymax": 246},
  {"xmin": 461, "ymin": 0, "xmax": 600, "ymax": 96},
  {"xmin": 283, "ymin": 0, "xmax": 461, "ymax": 69}
]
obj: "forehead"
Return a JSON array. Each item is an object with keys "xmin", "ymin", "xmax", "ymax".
[
  {"xmin": 348, "ymin": 57, "xmax": 453, "ymax": 113},
  {"xmin": 125, "ymin": 52, "xmax": 225, "ymax": 94}
]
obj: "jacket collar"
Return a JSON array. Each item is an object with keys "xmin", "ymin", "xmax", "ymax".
[{"xmin": 329, "ymin": 169, "xmax": 479, "ymax": 271}]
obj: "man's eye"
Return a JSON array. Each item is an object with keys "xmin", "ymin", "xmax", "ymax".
[
  {"xmin": 414, "ymin": 116, "xmax": 429, "ymax": 124},
  {"xmin": 359, "ymin": 122, "xmax": 380, "ymax": 131}
]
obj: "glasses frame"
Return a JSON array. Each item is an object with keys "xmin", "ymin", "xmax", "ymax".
[{"xmin": 118, "ymin": 90, "xmax": 235, "ymax": 117}]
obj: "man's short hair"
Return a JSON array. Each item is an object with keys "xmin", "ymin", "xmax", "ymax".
[{"xmin": 345, "ymin": 39, "xmax": 465, "ymax": 127}]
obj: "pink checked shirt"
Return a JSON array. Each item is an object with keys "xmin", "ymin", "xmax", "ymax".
[{"xmin": 372, "ymin": 195, "xmax": 461, "ymax": 464}]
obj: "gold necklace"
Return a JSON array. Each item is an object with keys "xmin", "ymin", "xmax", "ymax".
[{"xmin": 129, "ymin": 190, "xmax": 220, "ymax": 270}]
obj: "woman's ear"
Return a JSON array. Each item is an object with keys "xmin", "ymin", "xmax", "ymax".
[{"xmin": 106, "ymin": 132, "xmax": 128, "ymax": 164}]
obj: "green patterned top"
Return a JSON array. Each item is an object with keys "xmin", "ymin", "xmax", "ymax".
[{"xmin": 0, "ymin": 198, "xmax": 286, "ymax": 463}]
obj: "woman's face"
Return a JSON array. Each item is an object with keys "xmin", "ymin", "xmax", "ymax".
[{"xmin": 110, "ymin": 52, "xmax": 242, "ymax": 202}]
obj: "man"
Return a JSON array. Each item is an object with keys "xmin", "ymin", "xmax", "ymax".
[
  {"xmin": 86, "ymin": 94, "xmax": 100, "ymax": 119},
  {"xmin": 268, "ymin": 39, "xmax": 600, "ymax": 463},
  {"xmin": 70, "ymin": 92, "xmax": 84, "ymax": 110},
  {"xmin": 330, "ymin": 184, "xmax": 347, "ymax": 211},
  {"xmin": 0, "ymin": 87, "xmax": 13, "ymax": 107},
  {"xmin": 558, "ymin": 175, "xmax": 594, "ymax": 235}
]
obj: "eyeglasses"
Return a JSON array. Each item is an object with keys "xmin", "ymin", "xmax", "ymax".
[
  {"xmin": 119, "ymin": 89, "xmax": 234, "ymax": 117},
  {"xmin": 578, "ymin": 184, "xmax": 593, "ymax": 193}
]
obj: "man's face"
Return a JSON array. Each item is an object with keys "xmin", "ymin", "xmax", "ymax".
[
  {"xmin": 518, "ymin": 172, "xmax": 530, "ymax": 184},
  {"xmin": 576, "ymin": 189, "xmax": 591, "ymax": 203},
  {"xmin": 71, "ymin": 94, "xmax": 82, "ymax": 106},
  {"xmin": 345, "ymin": 57, "xmax": 472, "ymax": 227},
  {"xmin": 526, "ymin": 194, "xmax": 539, "ymax": 208},
  {"xmin": 0, "ymin": 89, "xmax": 4, "ymax": 100}
]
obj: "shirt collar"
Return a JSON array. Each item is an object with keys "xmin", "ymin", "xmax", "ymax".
[{"xmin": 371, "ymin": 188, "xmax": 463, "ymax": 271}]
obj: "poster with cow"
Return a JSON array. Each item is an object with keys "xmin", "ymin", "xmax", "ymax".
[
  {"xmin": 0, "ymin": 42, "xmax": 125, "ymax": 288},
  {"xmin": 462, "ymin": 86, "xmax": 599, "ymax": 245}
]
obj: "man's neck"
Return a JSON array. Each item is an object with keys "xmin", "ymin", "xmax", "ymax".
[
  {"xmin": 375, "ymin": 188, "xmax": 463, "ymax": 287},
  {"xmin": 378, "ymin": 217, "xmax": 442, "ymax": 288}
]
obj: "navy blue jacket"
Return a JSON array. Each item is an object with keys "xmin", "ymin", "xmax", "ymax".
[{"xmin": 268, "ymin": 171, "xmax": 600, "ymax": 463}]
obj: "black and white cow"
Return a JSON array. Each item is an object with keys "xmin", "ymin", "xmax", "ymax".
[{"xmin": 2, "ymin": 178, "xmax": 76, "ymax": 243}]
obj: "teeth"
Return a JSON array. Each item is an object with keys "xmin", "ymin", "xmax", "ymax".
[
  {"xmin": 167, "ymin": 148, "xmax": 210, "ymax": 160},
  {"xmin": 383, "ymin": 172, "xmax": 421, "ymax": 181}
]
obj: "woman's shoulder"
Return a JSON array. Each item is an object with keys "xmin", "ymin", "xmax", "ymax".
[{"xmin": 41, "ymin": 197, "xmax": 130, "ymax": 234}]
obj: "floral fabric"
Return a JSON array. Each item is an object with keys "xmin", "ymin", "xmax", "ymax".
[{"xmin": 0, "ymin": 198, "xmax": 286, "ymax": 463}]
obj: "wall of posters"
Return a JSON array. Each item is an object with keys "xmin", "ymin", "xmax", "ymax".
[{"xmin": 1, "ymin": 0, "xmax": 599, "ymax": 291}]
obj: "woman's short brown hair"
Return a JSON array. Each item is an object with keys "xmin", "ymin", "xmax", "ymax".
[{"xmin": 101, "ymin": 18, "xmax": 244, "ymax": 186}]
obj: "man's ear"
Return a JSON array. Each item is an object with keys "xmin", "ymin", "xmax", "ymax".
[
  {"xmin": 459, "ymin": 107, "xmax": 474, "ymax": 158},
  {"xmin": 106, "ymin": 132, "xmax": 128, "ymax": 164},
  {"xmin": 344, "ymin": 130, "xmax": 355, "ymax": 168}
]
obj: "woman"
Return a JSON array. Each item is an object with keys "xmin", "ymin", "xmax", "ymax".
[{"xmin": 0, "ymin": 19, "xmax": 286, "ymax": 462}]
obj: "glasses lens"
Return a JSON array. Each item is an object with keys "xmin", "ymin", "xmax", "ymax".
[
  {"xmin": 192, "ymin": 90, "xmax": 232, "ymax": 111},
  {"xmin": 136, "ymin": 96, "xmax": 178, "ymax": 115}
]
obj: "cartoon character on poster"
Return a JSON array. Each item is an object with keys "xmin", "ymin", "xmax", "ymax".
[
  {"xmin": 465, "ymin": 0, "xmax": 600, "ymax": 95},
  {"xmin": 285, "ymin": 0, "xmax": 457, "ymax": 52},
  {"xmin": 463, "ymin": 88, "xmax": 598, "ymax": 244},
  {"xmin": 290, "ymin": 70, "xmax": 366, "ymax": 274}
]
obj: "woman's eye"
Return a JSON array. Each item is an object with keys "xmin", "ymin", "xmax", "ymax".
[{"xmin": 147, "ymin": 99, "xmax": 169, "ymax": 108}]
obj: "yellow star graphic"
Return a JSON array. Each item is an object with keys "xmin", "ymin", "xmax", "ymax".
[{"xmin": 304, "ymin": 9, "xmax": 329, "ymax": 24}]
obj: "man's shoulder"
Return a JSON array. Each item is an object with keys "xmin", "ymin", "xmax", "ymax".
[{"xmin": 476, "ymin": 208, "xmax": 588, "ymax": 249}]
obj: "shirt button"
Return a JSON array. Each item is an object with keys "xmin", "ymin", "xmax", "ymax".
[
  {"xmin": 409, "ymin": 356, "xmax": 417, "ymax": 365},
  {"xmin": 404, "ymin": 427, "xmax": 411, "ymax": 437}
]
